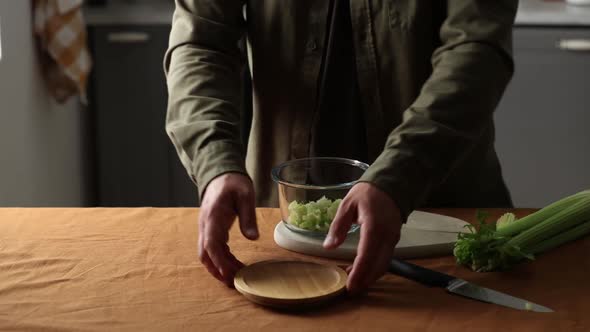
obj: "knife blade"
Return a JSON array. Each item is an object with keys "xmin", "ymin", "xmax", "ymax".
[{"xmin": 388, "ymin": 259, "xmax": 554, "ymax": 313}]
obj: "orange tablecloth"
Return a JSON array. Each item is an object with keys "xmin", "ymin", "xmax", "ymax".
[{"xmin": 0, "ymin": 208, "xmax": 588, "ymax": 331}]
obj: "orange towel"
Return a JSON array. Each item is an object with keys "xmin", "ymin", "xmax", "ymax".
[{"xmin": 33, "ymin": 0, "xmax": 92, "ymax": 104}]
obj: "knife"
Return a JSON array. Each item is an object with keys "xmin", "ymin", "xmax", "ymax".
[{"xmin": 388, "ymin": 259, "xmax": 554, "ymax": 313}]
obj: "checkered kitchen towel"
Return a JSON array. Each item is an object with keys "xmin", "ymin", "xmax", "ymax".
[{"xmin": 34, "ymin": 0, "xmax": 92, "ymax": 104}]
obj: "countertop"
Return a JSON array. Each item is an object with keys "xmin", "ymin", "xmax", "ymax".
[
  {"xmin": 0, "ymin": 207, "xmax": 588, "ymax": 331},
  {"xmin": 83, "ymin": 0, "xmax": 590, "ymax": 27}
]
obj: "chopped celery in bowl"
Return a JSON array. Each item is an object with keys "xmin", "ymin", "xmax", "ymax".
[
  {"xmin": 271, "ymin": 157, "xmax": 368, "ymax": 238},
  {"xmin": 285, "ymin": 196, "xmax": 359, "ymax": 237},
  {"xmin": 286, "ymin": 196, "xmax": 350, "ymax": 233}
]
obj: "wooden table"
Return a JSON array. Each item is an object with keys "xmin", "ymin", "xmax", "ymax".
[{"xmin": 0, "ymin": 208, "xmax": 588, "ymax": 331}]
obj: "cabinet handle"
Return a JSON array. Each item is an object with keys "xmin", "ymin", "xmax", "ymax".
[
  {"xmin": 107, "ymin": 32, "xmax": 151, "ymax": 44},
  {"xmin": 557, "ymin": 39, "xmax": 590, "ymax": 52}
]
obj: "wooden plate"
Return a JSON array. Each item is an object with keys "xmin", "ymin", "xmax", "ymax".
[{"xmin": 234, "ymin": 260, "xmax": 347, "ymax": 308}]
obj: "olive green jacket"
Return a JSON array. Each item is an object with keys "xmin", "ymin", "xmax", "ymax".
[{"xmin": 165, "ymin": 0, "xmax": 517, "ymax": 219}]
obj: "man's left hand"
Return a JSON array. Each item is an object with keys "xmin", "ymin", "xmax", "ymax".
[{"xmin": 323, "ymin": 182, "xmax": 402, "ymax": 294}]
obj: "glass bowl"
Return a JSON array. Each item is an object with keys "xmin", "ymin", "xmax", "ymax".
[{"xmin": 271, "ymin": 157, "xmax": 369, "ymax": 238}]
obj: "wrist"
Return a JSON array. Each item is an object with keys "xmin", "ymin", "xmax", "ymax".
[
  {"xmin": 202, "ymin": 171, "xmax": 252, "ymax": 204},
  {"xmin": 356, "ymin": 180, "xmax": 405, "ymax": 223}
]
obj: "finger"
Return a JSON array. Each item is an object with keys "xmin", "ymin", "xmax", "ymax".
[
  {"xmin": 203, "ymin": 211, "xmax": 242, "ymax": 283},
  {"xmin": 323, "ymin": 200, "xmax": 356, "ymax": 249},
  {"xmin": 222, "ymin": 250, "xmax": 243, "ymax": 287},
  {"xmin": 200, "ymin": 249, "xmax": 224, "ymax": 282},
  {"xmin": 368, "ymin": 231, "xmax": 400, "ymax": 286},
  {"xmin": 228, "ymin": 252, "xmax": 246, "ymax": 270},
  {"xmin": 206, "ymin": 242, "xmax": 241, "ymax": 285},
  {"xmin": 362, "ymin": 245, "xmax": 394, "ymax": 289},
  {"xmin": 347, "ymin": 221, "xmax": 382, "ymax": 294},
  {"xmin": 198, "ymin": 218, "xmax": 224, "ymax": 282},
  {"xmin": 222, "ymin": 244, "xmax": 245, "ymax": 272},
  {"xmin": 223, "ymin": 247, "xmax": 246, "ymax": 288},
  {"xmin": 236, "ymin": 191, "xmax": 259, "ymax": 240},
  {"xmin": 349, "ymin": 230, "xmax": 399, "ymax": 293},
  {"xmin": 197, "ymin": 210, "xmax": 207, "ymax": 251}
]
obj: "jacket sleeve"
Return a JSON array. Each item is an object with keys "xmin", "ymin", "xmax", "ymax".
[
  {"xmin": 164, "ymin": 0, "xmax": 247, "ymax": 201},
  {"xmin": 359, "ymin": 0, "xmax": 518, "ymax": 220}
]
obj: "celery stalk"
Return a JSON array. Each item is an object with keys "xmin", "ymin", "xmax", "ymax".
[
  {"xmin": 526, "ymin": 220, "xmax": 590, "ymax": 254},
  {"xmin": 496, "ymin": 212, "xmax": 516, "ymax": 230},
  {"xmin": 454, "ymin": 189, "xmax": 590, "ymax": 272},
  {"xmin": 505, "ymin": 196, "xmax": 590, "ymax": 250},
  {"xmin": 496, "ymin": 190, "xmax": 590, "ymax": 237}
]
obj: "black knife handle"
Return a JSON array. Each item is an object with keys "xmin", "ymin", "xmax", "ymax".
[{"xmin": 388, "ymin": 259, "xmax": 455, "ymax": 288}]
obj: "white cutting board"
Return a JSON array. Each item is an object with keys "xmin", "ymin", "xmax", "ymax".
[{"xmin": 274, "ymin": 211, "xmax": 469, "ymax": 260}]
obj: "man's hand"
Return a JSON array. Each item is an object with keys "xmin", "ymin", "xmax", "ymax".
[
  {"xmin": 323, "ymin": 182, "xmax": 402, "ymax": 294},
  {"xmin": 198, "ymin": 173, "xmax": 258, "ymax": 286}
]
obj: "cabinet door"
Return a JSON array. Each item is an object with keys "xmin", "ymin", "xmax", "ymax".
[
  {"xmin": 90, "ymin": 26, "xmax": 176, "ymax": 206},
  {"xmin": 494, "ymin": 28, "xmax": 590, "ymax": 207}
]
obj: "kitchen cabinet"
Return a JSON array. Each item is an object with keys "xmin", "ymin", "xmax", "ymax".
[
  {"xmin": 88, "ymin": 24, "xmax": 251, "ymax": 207},
  {"xmin": 88, "ymin": 25, "xmax": 197, "ymax": 206},
  {"xmin": 494, "ymin": 27, "xmax": 590, "ymax": 208}
]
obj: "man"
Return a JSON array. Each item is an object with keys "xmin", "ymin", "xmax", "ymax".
[{"xmin": 165, "ymin": 0, "xmax": 517, "ymax": 293}]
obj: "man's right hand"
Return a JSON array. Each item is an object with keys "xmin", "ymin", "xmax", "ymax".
[{"xmin": 198, "ymin": 173, "xmax": 258, "ymax": 286}]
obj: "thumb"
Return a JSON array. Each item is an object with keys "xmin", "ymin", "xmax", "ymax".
[
  {"xmin": 323, "ymin": 200, "xmax": 356, "ymax": 249},
  {"xmin": 236, "ymin": 190, "xmax": 259, "ymax": 240}
]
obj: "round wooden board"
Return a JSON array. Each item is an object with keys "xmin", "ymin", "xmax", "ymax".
[{"xmin": 234, "ymin": 260, "xmax": 347, "ymax": 308}]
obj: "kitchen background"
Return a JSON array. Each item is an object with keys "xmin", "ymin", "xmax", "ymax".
[{"xmin": 0, "ymin": 0, "xmax": 588, "ymax": 208}]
